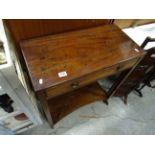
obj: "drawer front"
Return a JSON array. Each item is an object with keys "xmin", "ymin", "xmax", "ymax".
[{"xmin": 45, "ymin": 58, "xmax": 139, "ymax": 99}]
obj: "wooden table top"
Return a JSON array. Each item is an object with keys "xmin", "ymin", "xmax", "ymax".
[{"xmin": 20, "ymin": 24, "xmax": 145, "ymax": 91}]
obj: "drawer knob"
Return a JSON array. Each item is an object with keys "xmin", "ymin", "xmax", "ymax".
[
  {"xmin": 116, "ymin": 65, "xmax": 122, "ymax": 71},
  {"xmin": 71, "ymin": 82, "xmax": 79, "ymax": 89}
]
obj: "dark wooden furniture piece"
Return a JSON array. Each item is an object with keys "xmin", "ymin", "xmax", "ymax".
[
  {"xmin": 20, "ymin": 24, "xmax": 144, "ymax": 126},
  {"xmin": 135, "ymin": 37, "xmax": 155, "ymax": 94},
  {"xmin": 111, "ymin": 37, "xmax": 155, "ymax": 103},
  {"xmin": 4, "ymin": 19, "xmax": 113, "ymax": 91}
]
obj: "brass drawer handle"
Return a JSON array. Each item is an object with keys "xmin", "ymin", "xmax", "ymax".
[
  {"xmin": 116, "ymin": 65, "xmax": 122, "ymax": 71},
  {"xmin": 71, "ymin": 82, "xmax": 79, "ymax": 89}
]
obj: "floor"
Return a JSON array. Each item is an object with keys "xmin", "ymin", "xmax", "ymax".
[{"xmin": 22, "ymin": 81, "xmax": 155, "ymax": 135}]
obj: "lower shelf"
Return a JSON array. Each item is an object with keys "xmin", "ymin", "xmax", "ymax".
[{"xmin": 48, "ymin": 82, "xmax": 107, "ymax": 124}]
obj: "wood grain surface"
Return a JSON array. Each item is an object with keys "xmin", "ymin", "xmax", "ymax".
[{"xmin": 20, "ymin": 24, "xmax": 144, "ymax": 92}]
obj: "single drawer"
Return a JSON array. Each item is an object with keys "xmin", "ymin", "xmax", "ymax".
[{"xmin": 45, "ymin": 58, "xmax": 139, "ymax": 99}]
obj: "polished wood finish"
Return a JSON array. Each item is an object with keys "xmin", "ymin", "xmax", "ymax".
[
  {"xmin": 4, "ymin": 19, "xmax": 113, "ymax": 92},
  {"xmin": 45, "ymin": 58, "xmax": 139, "ymax": 99},
  {"xmin": 4, "ymin": 19, "xmax": 113, "ymax": 61},
  {"xmin": 20, "ymin": 24, "xmax": 145, "ymax": 126},
  {"xmin": 20, "ymin": 24, "xmax": 144, "ymax": 92},
  {"xmin": 5, "ymin": 19, "xmax": 112, "ymax": 41}
]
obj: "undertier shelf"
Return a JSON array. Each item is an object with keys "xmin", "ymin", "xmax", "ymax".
[{"xmin": 48, "ymin": 82, "xmax": 107, "ymax": 124}]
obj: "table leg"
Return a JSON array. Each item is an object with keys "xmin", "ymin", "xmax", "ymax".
[{"xmin": 37, "ymin": 91, "xmax": 54, "ymax": 128}]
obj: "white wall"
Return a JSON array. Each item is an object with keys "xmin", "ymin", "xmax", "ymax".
[
  {"xmin": 123, "ymin": 23, "xmax": 155, "ymax": 49},
  {"xmin": 0, "ymin": 19, "xmax": 12, "ymax": 69}
]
